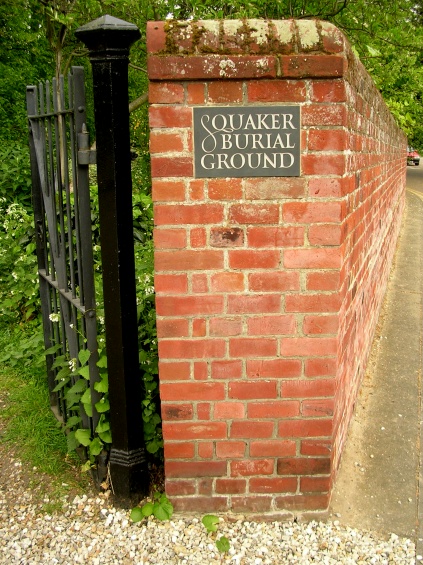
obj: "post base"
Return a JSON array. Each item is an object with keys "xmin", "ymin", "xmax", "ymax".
[{"xmin": 109, "ymin": 447, "xmax": 149, "ymax": 507}]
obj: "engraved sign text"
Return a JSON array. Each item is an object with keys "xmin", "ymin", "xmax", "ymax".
[{"xmin": 193, "ymin": 106, "xmax": 301, "ymax": 178}]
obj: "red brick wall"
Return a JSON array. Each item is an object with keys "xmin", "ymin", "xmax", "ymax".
[{"xmin": 147, "ymin": 19, "xmax": 406, "ymax": 516}]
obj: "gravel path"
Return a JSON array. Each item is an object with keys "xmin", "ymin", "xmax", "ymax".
[{"xmin": 0, "ymin": 459, "xmax": 418, "ymax": 564}]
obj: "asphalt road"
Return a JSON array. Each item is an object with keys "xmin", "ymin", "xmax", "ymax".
[{"xmin": 407, "ymin": 163, "xmax": 423, "ymax": 193}]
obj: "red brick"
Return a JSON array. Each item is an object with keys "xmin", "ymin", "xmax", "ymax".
[
  {"xmin": 172, "ymin": 497, "xmax": 229, "ymax": 513},
  {"xmin": 156, "ymin": 296, "xmax": 224, "ymax": 316},
  {"xmin": 197, "ymin": 401, "xmax": 211, "ymax": 419},
  {"xmin": 159, "ymin": 361, "xmax": 190, "ymax": 381},
  {"xmin": 154, "ymin": 274, "xmax": 188, "ymax": 294},
  {"xmin": 216, "ymin": 441, "xmax": 246, "ymax": 458},
  {"xmin": 310, "ymin": 81, "xmax": 346, "ymax": 103},
  {"xmin": 284, "ymin": 249, "xmax": 341, "ymax": 269},
  {"xmin": 305, "ymin": 358, "xmax": 337, "ymax": 377},
  {"xmin": 320, "ymin": 22, "xmax": 346, "ymax": 53},
  {"xmin": 250, "ymin": 440, "xmax": 296, "ymax": 457},
  {"xmin": 300, "ymin": 476, "xmax": 331, "ymax": 492},
  {"xmin": 247, "ymin": 226, "xmax": 304, "ymax": 247},
  {"xmin": 208, "ymin": 81, "xmax": 243, "ymax": 103},
  {"xmin": 164, "ymin": 442, "xmax": 195, "ymax": 459},
  {"xmin": 248, "ymin": 315, "xmax": 296, "ymax": 336},
  {"xmin": 248, "ymin": 272, "xmax": 300, "ymax": 292},
  {"xmin": 250, "ymin": 477, "xmax": 297, "ymax": 493},
  {"xmin": 306, "ymin": 272, "xmax": 340, "ymax": 291},
  {"xmin": 165, "ymin": 460, "xmax": 227, "ymax": 478},
  {"xmin": 152, "ymin": 180, "xmax": 185, "ymax": 201},
  {"xmin": 157, "ymin": 318, "xmax": 189, "ymax": 338},
  {"xmin": 280, "ymin": 338, "xmax": 337, "ymax": 357},
  {"xmin": 247, "ymin": 80, "xmax": 306, "ymax": 102},
  {"xmin": 209, "ymin": 318, "xmax": 243, "ymax": 337},
  {"xmin": 285, "ymin": 294, "xmax": 341, "ymax": 312},
  {"xmin": 210, "ymin": 273, "xmax": 245, "ymax": 293},
  {"xmin": 229, "ymin": 338, "xmax": 278, "ymax": 358},
  {"xmin": 211, "ymin": 360, "xmax": 243, "ymax": 379},
  {"xmin": 186, "ymin": 82, "xmax": 206, "ymax": 103},
  {"xmin": 163, "ymin": 421, "xmax": 227, "ymax": 440},
  {"xmin": 309, "ymin": 224, "xmax": 343, "ymax": 246},
  {"xmin": 165, "ymin": 479, "xmax": 196, "ymax": 495},
  {"xmin": 282, "ymin": 379, "xmax": 335, "ymax": 398},
  {"xmin": 302, "ymin": 399, "xmax": 334, "ymax": 417},
  {"xmin": 302, "ymin": 103, "xmax": 346, "ymax": 126},
  {"xmin": 159, "ymin": 339, "xmax": 226, "ymax": 360},
  {"xmin": 148, "ymin": 55, "xmax": 277, "ymax": 81},
  {"xmin": 303, "ymin": 315, "xmax": 339, "ymax": 335},
  {"xmin": 191, "ymin": 273, "xmax": 208, "ymax": 293},
  {"xmin": 216, "ymin": 479, "xmax": 246, "ymax": 494},
  {"xmin": 301, "ymin": 439, "xmax": 332, "ymax": 456},
  {"xmin": 244, "ymin": 178, "xmax": 306, "ymax": 199},
  {"xmin": 277, "ymin": 457, "xmax": 331, "ymax": 475},
  {"xmin": 210, "ymin": 227, "xmax": 244, "ymax": 247},
  {"xmin": 278, "ymin": 419, "xmax": 333, "ymax": 438},
  {"xmin": 149, "ymin": 82, "xmax": 184, "ymax": 104},
  {"xmin": 230, "ymin": 496, "xmax": 272, "ymax": 512},
  {"xmin": 189, "ymin": 179, "xmax": 205, "ymax": 200},
  {"xmin": 192, "ymin": 318, "xmax": 207, "ymax": 337},
  {"xmin": 308, "ymin": 129, "xmax": 347, "ymax": 151},
  {"xmin": 301, "ymin": 154, "xmax": 345, "ymax": 176},
  {"xmin": 198, "ymin": 442, "xmax": 214, "ymax": 459},
  {"xmin": 155, "ymin": 203, "xmax": 224, "ymax": 225},
  {"xmin": 283, "ymin": 202, "xmax": 343, "ymax": 223},
  {"xmin": 229, "ymin": 381, "xmax": 277, "ymax": 400},
  {"xmin": 190, "ymin": 227, "xmax": 207, "ymax": 248},
  {"xmin": 280, "ymin": 55, "xmax": 345, "ymax": 79},
  {"xmin": 248, "ymin": 401, "xmax": 300, "ymax": 419},
  {"xmin": 154, "ymin": 228, "xmax": 186, "ymax": 249},
  {"xmin": 246, "ymin": 359, "xmax": 302, "ymax": 379},
  {"xmin": 229, "ymin": 204, "xmax": 279, "ymax": 224},
  {"xmin": 231, "ymin": 459, "xmax": 274, "ymax": 476},
  {"xmin": 229, "ymin": 250, "xmax": 280, "ymax": 269},
  {"xmin": 308, "ymin": 177, "xmax": 348, "ymax": 198},
  {"xmin": 214, "ymin": 402, "xmax": 245, "ymax": 419},
  {"xmin": 162, "ymin": 404, "xmax": 194, "ymax": 420},
  {"xmin": 227, "ymin": 294, "xmax": 281, "ymax": 314},
  {"xmin": 208, "ymin": 178, "xmax": 243, "ymax": 200},
  {"xmin": 198, "ymin": 477, "xmax": 214, "ymax": 494},
  {"xmin": 230, "ymin": 421, "xmax": 274, "ymax": 439},
  {"xmin": 150, "ymin": 154, "xmax": 191, "ymax": 177},
  {"xmin": 149, "ymin": 106, "xmax": 192, "ymax": 128},
  {"xmin": 150, "ymin": 131, "xmax": 184, "ymax": 154},
  {"xmin": 146, "ymin": 21, "xmax": 166, "ymax": 52},
  {"xmin": 275, "ymin": 494, "xmax": 329, "ymax": 511},
  {"xmin": 160, "ymin": 382, "xmax": 225, "ymax": 401},
  {"xmin": 191, "ymin": 363, "xmax": 206, "ymax": 382}
]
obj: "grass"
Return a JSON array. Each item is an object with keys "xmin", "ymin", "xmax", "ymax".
[{"xmin": 0, "ymin": 322, "xmax": 91, "ymax": 508}]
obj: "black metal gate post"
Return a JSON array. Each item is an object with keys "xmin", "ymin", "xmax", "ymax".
[{"xmin": 75, "ymin": 16, "xmax": 147, "ymax": 504}]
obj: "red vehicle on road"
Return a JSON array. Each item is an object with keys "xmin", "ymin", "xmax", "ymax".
[{"xmin": 407, "ymin": 146, "xmax": 420, "ymax": 166}]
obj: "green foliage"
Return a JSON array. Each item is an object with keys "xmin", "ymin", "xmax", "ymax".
[
  {"xmin": 202, "ymin": 514, "xmax": 220, "ymax": 532},
  {"xmin": 202, "ymin": 514, "xmax": 231, "ymax": 554},
  {"xmin": 216, "ymin": 536, "xmax": 231, "ymax": 553},
  {"xmin": 130, "ymin": 492, "xmax": 174, "ymax": 522},
  {"xmin": 0, "ymin": 199, "xmax": 39, "ymax": 326}
]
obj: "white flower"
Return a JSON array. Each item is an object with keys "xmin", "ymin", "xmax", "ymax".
[
  {"xmin": 49, "ymin": 313, "xmax": 60, "ymax": 323},
  {"xmin": 69, "ymin": 358, "xmax": 77, "ymax": 372}
]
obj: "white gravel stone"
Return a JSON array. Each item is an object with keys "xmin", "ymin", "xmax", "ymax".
[{"xmin": 0, "ymin": 469, "xmax": 417, "ymax": 564}]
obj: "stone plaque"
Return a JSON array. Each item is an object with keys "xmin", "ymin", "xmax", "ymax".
[{"xmin": 193, "ymin": 106, "xmax": 301, "ymax": 178}]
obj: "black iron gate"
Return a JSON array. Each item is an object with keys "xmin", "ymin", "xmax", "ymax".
[
  {"xmin": 26, "ymin": 67, "xmax": 106, "ymax": 481},
  {"xmin": 27, "ymin": 17, "xmax": 149, "ymax": 504}
]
